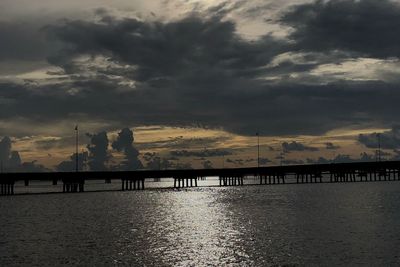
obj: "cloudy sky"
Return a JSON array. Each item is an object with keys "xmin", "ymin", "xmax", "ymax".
[{"xmin": 1, "ymin": 0, "xmax": 400, "ymax": 170}]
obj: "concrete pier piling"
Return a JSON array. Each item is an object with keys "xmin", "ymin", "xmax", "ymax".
[
  {"xmin": 0, "ymin": 180, "xmax": 15, "ymax": 196},
  {"xmin": 62, "ymin": 178, "xmax": 85, "ymax": 193},
  {"xmin": 260, "ymin": 173, "xmax": 284, "ymax": 185},
  {"xmin": 121, "ymin": 178, "xmax": 145, "ymax": 191},
  {"xmin": 173, "ymin": 176, "xmax": 198, "ymax": 188},
  {"xmin": 219, "ymin": 175, "xmax": 244, "ymax": 186}
]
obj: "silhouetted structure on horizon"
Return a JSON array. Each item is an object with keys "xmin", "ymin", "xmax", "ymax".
[{"xmin": 2, "ymin": 160, "xmax": 400, "ymax": 195}]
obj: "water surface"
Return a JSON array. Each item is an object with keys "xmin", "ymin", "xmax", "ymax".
[{"xmin": 1, "ymin": 182, "xmax": 400, "ymax": 266}]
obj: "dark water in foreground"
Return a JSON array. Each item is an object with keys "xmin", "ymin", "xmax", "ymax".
[{"xmin": 1, "ymin": 182, "xmax": 400, "ymax": 266}]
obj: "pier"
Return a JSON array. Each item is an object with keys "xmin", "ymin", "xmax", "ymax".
[{"xmin": 1, "ymin": 161, "xmax": 400, "ymax": 195}]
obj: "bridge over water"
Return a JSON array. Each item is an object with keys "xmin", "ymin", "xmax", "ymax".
[{"xmin": 1, "ymin": 161, "xmax": 400, "ymax": 195}]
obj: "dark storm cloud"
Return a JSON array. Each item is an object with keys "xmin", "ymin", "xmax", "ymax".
[
  {"xmin": 282, "ymin": 141, "xmax": 318, "ymax": 152},
  {"xmin": 3, "ymin": 11, "xmax": 400, "ymax": 138},
  {"xmin": 0, "ymin": 137, "xmax": 26, "ymax": 171},
  {"xmin": 111, "ymin": 128, "xmax": 143, "ymax": 170},
  {"xmin": 4, "ymin": 77, "xmax": 400, "ymax": 138},
  {"xmin": 46, "ymin": 16, "xmax": 287, "ymax": 80},
  {"xmin": 358, "ymin": 126, "xmax": 400, "ymax": 149},
  {"xmin": 282, "ymin": 0, "xmax": 400, "ymax": 58},
  {"xmin": 0, "ymin": 136, "xmax": 12, "ymax": 165},
  {"xmin": 86, "ymin": 131, "xmax": 109, "ymax": 170},
  {"xmin": 0, "ymin": 136, "xmax": 47, "ymax": 172},
  {"xmin": 0, "ymin": 21, "xmax": 52, "ymax": 61}
]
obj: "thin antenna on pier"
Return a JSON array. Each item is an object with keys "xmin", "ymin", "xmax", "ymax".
[
  {"xmin": 256, "ymin": 132, "xmax": 260, "ymax": 168},
  {"xmin": 377, "ymin": 133, "xmax": 381, "ymax": 162},
  {"xmin": 75, "ymin": 125, "xmax": 79, "ymax": 172},
  {"xmin": 375, "ymin": 133, "xmax": 381, "ymax": 162}
]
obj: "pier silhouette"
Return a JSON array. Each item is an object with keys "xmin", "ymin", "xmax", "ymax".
[{"xmin": 2, "ymin": 161, "xmax": 400, "ymax": 195}]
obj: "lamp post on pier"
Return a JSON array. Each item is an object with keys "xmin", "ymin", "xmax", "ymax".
[
  {"xmin": 75, "ymin": 125, "xmax": 79, "ymax": 172},
  {"xmin": 378, "ymin": 133, "xmax": 381, "ymax": 162},
  {"xmin": 256, "ymin": 132, "xmax": 260, "ymax": 168}
]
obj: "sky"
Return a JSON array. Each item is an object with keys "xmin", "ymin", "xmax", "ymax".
[{"xmin": 1, "ymin": 0, "xmax": 400, "ymax": 171}]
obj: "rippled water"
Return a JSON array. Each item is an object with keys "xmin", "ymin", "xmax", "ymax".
[{"xmin": 2, "ymin": 182, "xmax": 400, "ymax": 266}]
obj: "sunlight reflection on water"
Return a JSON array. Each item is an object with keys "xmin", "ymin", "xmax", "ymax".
[{"xmin": 155, "ymin": 189, "xmax": 252, "ymax": 266}]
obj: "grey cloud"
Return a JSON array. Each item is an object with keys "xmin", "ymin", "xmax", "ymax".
[
  {"xmin": 325, "ymin": 142, "xmax": 340, "ymax": 150},
  {"xmin": 225, "ymin": 157, "xmax": 260, "ymax": 166},
  {"xmin": 35, "ymin": 135, "xmax": 90, "ymax": 150},
  {"xmin": 307, "ymin": 152, "xmax": 377, "ymax": 164},
  {"xmin": 170, "ymin": 149, "xmax": 233, "ymax": 158},
  {"xmin": 19, "ymin": 161, "xmax": 48, "ymax": 172},
  {"xmin": 358, "ymin": 126, "xmax": 400, "ymax": 149},
  {"xmin": 306, "ymin": 157, "xmax": 330, "ymax": 165},
  {"xmin": 331, "ymin": 154, "xmax": 352, "ymax": 163},
  {"xmin": 282, "ymin": 141, "xmax": 318, "ymax": 152},
  {"xmin": 56, "ymin": 152, "xmax": 88, "ymax": 172},
  {"xmin": 390, "ymin": 149, "xmax": 400, "ymax": 160},
  {"xmin": 143, "ymin": 152, "xmax": 175, "ymax": 170},
  {"xmin": 281, "ymin": 159, "xmax": 304, "ymax": 165},
  {"xmin": 244, "ymin": 157, "xmax": 271, "ymax": 165},
  {"xmin": 202, "ymin": 160, "xmax": 213, "ymax": 169},
  {"xmin": 359, "ymin": 152, "xmax": 376, "ymax": 162},
  {"xmin": 226, "ymin": 158, "xmax": 245, "ymax": 166},
  {"xmin": 136, "ymin": 136, "xmax": 229, "ymax": 150},
  {"xmin": 266, "ymin": 145, "xmax": 275, "ymax": 151},
  {"xmin": 282, "ymin": 0, "xmax": 400, "ymax": 58},
  {"xmin": 259, "ymin": 157, "xmax": 272, "ymax": 165},
  {"xmin": 174, "ymin": 162, "xmax": 193, "ymax": 170}
]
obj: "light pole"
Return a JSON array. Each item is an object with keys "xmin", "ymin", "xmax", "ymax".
[
  {"xmin": 377, "ymin": 133, "xmax": 381, "ymax": 162},
  {"xmin": 75, "ymin": 125, "xmax": 79, "ymax": 172},
  {"xmin": 256, "ymin": 132, "xmax": 260, "ymax": 168}
]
